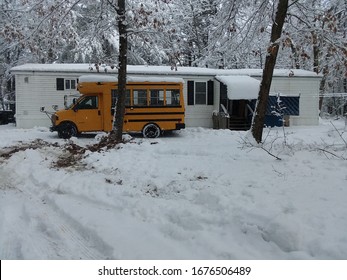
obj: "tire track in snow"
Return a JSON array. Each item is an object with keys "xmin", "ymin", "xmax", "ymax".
[
  {"xmin": 0, "ymin": 191, "xmax": 26, "ymax": 259},
  {"xmin": 0, "ymin": 167, "xmax": 111, "ymax": 259},
  {"xmin": 26, "ymin": 197, "xmax": 110, "ymax": 259}
]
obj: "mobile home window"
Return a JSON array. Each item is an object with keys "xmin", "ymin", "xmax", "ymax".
[
  {"xmin": 56, "ymin": 78, "xmax": 65, "ymax": 90},
  {"xmin": 56, "ymin": 78, "xmax": 77, "ymax": 90},
  {"xmin": 65, "ymin": 79, "xmax": 76, "ymax": 90},
  {"xmin": 65, "ymin": 79, "xmax": 71, "ymax": 90},
  {"xmin": 195, "ymin": 82, "xmax": 207, "ymax": 105},
  {"xmin": 187, "ymin": 80, "xmax": 214, "ymax": 105}
]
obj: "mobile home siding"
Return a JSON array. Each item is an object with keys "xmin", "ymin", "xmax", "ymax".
[
  {"xmin": 16, "ymin": 73, "xmax": 80, "ymax": 128},
  {"xmin": 11, "ymin": 64, "xmax": 321, "ymax": 129},
  {"xmin": 183, "ymin": 77, "xmax": 217, "ymax": 128},
  {"xmin": 270, "ymin": 78, "xmax": 319, "ymax": 126}
]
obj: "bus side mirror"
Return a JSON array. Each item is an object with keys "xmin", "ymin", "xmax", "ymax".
[
  {"xmin": 72, "ymin": 99, "xmax": 78, "ymax": 112},
  {"xmin": 40, "ymin": 107, "xmax": 45, "ymax": 112}
]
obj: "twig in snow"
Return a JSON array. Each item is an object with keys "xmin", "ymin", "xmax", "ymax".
[
  {"xmin": 330, "ymin": 121, "xmax": 347, "ymax": 148},
  {"xmin": 260, "ymin": 146, "xmax": 282, "ymax": 160},
  {"xmin": 317, "ymin": 148, "xmax": 346, "ymax": 160}
]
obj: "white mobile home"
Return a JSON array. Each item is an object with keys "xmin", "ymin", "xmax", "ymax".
[{"xmin": 10, "ymin": 64, "xmax": 321, "ymax": 129}]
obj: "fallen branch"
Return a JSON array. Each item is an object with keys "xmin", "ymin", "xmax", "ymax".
[
  {"xmin": 317, "ymin": 148, "xmax": 346, "ymax": 160},
  {"xmin": 239, "ymin": 134, "xmax": 282, "ymax": 160},
  {"xmin": 260, "ymin": 146, "xmax": 282, "ymax": 160},
  {"xmin": 330, "ymin": 121, "xmax": 347, "ymax": 148}
]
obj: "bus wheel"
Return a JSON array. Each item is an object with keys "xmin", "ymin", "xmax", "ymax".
[
  {"xmin": 143, "ymin": 123, "xmax": 161, "ymax": 138},
  {"xmin": 59, "ymin": 122, "xmax": 78, "ymax": 139}
]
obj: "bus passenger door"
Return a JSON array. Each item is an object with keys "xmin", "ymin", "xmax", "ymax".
[{"xmin": 74, "ymin": 95, "xmax": 103, "ymax": 132}]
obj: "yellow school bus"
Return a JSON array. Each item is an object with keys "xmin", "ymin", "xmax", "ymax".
[{"xmin": 50, "ymin": 75, "xmax": 185, "ymax": 138}]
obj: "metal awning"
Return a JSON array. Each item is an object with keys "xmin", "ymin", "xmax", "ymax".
[{"xmin": 215, "ymin": 75, "xmax": 260, "ymax": 100}]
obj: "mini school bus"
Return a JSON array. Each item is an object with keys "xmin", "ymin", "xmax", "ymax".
[{"xmin": 50, "ymin": 75, "xmax": 185, "ymax": 138}]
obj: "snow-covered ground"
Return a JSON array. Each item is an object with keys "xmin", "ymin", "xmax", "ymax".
[{"xmin": 0, "ymin": 119, "xmax": 347, "ymax": 260}]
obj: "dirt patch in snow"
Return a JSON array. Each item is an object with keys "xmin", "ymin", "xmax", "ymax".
[
  {"xmin": 0, "ymin": 135, "xmax": 126, "ymax": 169},
  {"xmin": 0, "ymin": 139, "xmax": 60, "ymax": 160}
]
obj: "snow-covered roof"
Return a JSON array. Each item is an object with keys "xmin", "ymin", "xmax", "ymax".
[
  {"xmin": 216, "ymin": 75, "xmax": 260, "ymax": 100},
  {"xmin": 79, "ymin": 74, "xmax": 184, "ymax": 84},
  {"xmin": 10, "ymin": 63, "xmax": 322, "ymax": 78}
]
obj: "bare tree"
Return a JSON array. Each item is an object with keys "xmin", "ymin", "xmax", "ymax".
[
  {"xmin": 251, "ymin": 0, "xmax": 289, "ymax": 143},
  {"xmin": 107, "ymin": 0, "xmax": 127, "ymax": 142}
]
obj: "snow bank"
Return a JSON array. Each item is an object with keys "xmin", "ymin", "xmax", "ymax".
[{"xmin": 1, "ymin": 120, "xmax": 347, "ymax": 259}]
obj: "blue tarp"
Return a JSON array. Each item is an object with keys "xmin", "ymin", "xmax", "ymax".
[
  {"xmin": 267, "ymin": 95, "xmax": 300, "ymax": 116},
  {"xmin": 250, "ymin": 95, "xmax": 300, "ymax": 127}
]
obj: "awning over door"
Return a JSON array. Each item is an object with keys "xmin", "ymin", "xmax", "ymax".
[{"xmin": 215, "ymin": 75, "xmax": 260, "ymax": 100}]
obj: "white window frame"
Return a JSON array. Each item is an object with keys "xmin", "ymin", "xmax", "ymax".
[
  {"xmin": 65, "ymin": 79, "xmax": 77, "ymax": 90},
  {"xmin": 195, "ymin": 81, "xmax": 207, "ymax": 105}
]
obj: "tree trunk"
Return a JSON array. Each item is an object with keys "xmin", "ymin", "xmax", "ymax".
[
  {"xmin": 0, "ymin": 77, "xmax": 5, "ymax": 110},
  {"xmin": 251, "ymin": 0, "xmax": 289, "ymax": 143},
  {"xmin": 312, "ymin": 30, "xmax": 326, "ymax": 112},
  {"xmin": 113, "ymin": 0, "xmax": 127, "ymax": 142}
]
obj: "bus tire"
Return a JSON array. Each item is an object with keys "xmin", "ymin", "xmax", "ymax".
[
  {"xmin": 59, "ymin": 122, "xmax": 78, "ymax": 139},
  {"xmin": 143, "ymin": 123, "xmax": 161, "ymax": 138}
]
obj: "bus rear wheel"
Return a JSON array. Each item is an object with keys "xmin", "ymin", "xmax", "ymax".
[{"xmin": 143, "ymin": 123, "xmax": 161, "ymax": 138}]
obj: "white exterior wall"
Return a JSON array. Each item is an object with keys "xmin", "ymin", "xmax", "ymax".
[
  {"xmin": 12, "ymin": 64, "xmax": 321, "ymax": 129},
  {"xmin": 15, "ymin": 73, "xmax": 80, "ymax": 128},
  {"xmin": 15, "ymin": 72, "xmax": 218, "ymax": 129},
  {"xmin": 182, "ymin": 77, "xmax": 218, "ymax": 128},
  {"xmin": 270, "ymin": 77, "xmax": 320, "ymax": 126}
]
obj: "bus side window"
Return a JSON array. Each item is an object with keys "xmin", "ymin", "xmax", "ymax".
[
  {"xmin": 125, "ymin": 90, "xmax": 131, "ymax": 106},
  {"xmin": 166, "ymin": 89, "xmax": 180, "ymax": 106},
  {"xmin": 150, "ymin": 89, "xmax": 164, "ymax": 106},
  {"xmin": 133, "ymin": 89, "xmax": 147, "ymax": 106},
  {"xmin": 76, "ymin": 96, "xmax": 98, "ymax": 110},
  {"xmin": 111, "ymin": 89, "xmax": 131, "ymax": 107},
  {"xmin": 111, "ymin": 89, "xmax": 118, "ymax": 108}
]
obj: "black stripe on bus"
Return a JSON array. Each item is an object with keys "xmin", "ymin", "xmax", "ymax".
[
  {"xmin": 127, "ymin": 119, "xmax": 183, "ymax": 123},
  {"xmin": 125, "ymin": 105, "xmax": 183, "ymax": 109},
  {"xmin": 125, "ymin": 112, "xmax": 184, "ymax": 116},
  {"xmin": 128, "ymin": 83, "xmax": 181, "ymax": 87},
  {"xmin": 101, "ymin": 83, "xmax": 181, "ymax": 87}
]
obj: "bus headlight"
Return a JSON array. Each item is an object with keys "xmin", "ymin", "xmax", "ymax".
[{"xmin": 51, "ymin": 114, "xmax": 58, "ymax": 124}]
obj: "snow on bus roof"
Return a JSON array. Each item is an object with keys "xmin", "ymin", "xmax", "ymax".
[
  {"xmin": 78, "ymin": 75, "xmax": 184, "ymax": 84},
  {"xmin": 10, "ymin": 63, "xmax": 322, "ymax": 78},
  {"xmin": 215, "ymin": 75, "xmax": 260, "ymax": 100}
]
